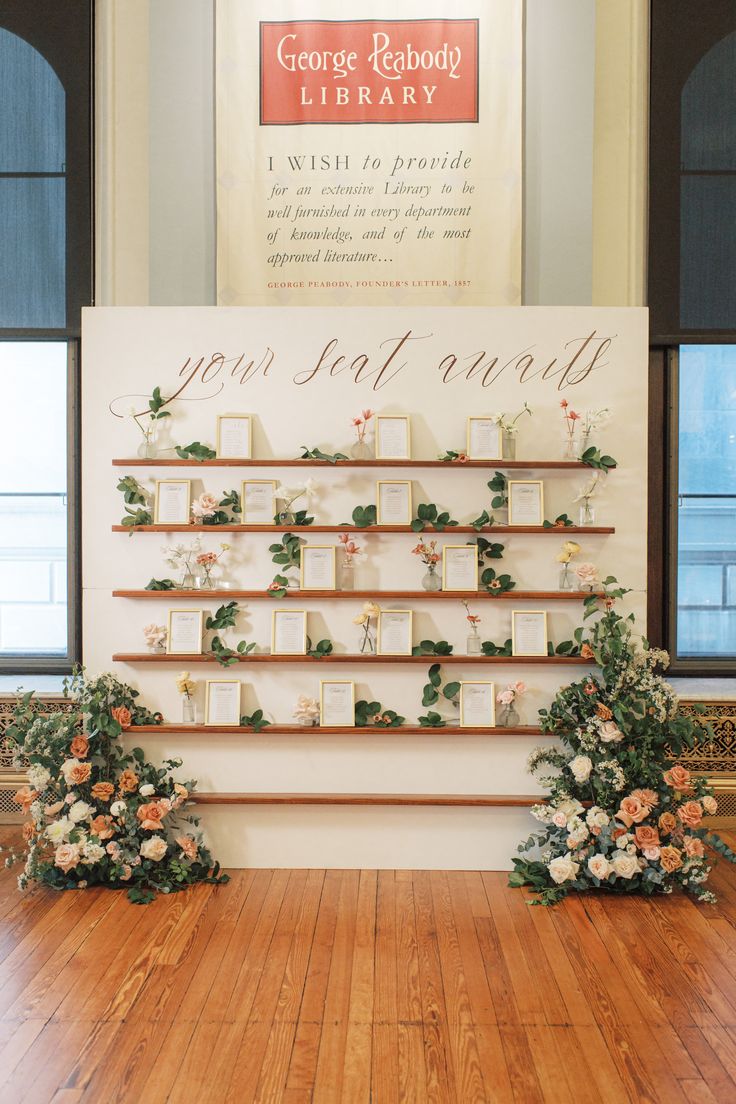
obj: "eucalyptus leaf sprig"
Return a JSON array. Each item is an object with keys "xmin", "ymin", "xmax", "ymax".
[
  {"xmin": 354, "ymin": 699, "xmax": 405, "ymax": 728},
  {"xmin": 299, "ymin": 445, "xmax": 349, "ymax": 464},
  {"xmin": 117, "ymin": 475, "xmax": 153, "ymax": 530},
  {"xmin": 411, "ymin": 503, "xmax": 459, "ymax": 533},
  {"xmin": 175, "ymin": 441, "xmax": 216, "ymax": 462},
  {"xmin": 472, "ymin": 472, "xmax": 508, "ymax": 529},
  {"xmin": 240, "ymin": 709, "xmax": 270, "ymax": 732}
]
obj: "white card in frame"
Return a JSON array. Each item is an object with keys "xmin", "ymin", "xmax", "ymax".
[
  {"xmin": 241, "ymin": 480, "xmax": 277, "ymax": 525},
  {"xmin": 376, "ymin": 480, "xmax": 413, "ymax": 525},
  {"xmin": 511, "ymin": 610, "xmax": 548, "ymax": 656},
  {"xmin": 459, "ymin": 681, "xmax": 496, "ymax": 727},
  {"xmin": 205, "ymin": 679, "xmax": 241, "ymax": 726},
  {"xmin": 271, "ymin": 609, "xmax": 308, "ymax": 654},
  {"xmin": 319, "ymin": 680, "xmax": 356, "ymax": 727},
  {"xmin": 442, "ymin": 545, "xmax": 479, "ymax": 591},
  {"xmin": 217, "ymin": 414, "xmax": 252, "ymax": 459},
  {"xmin": 375, "ymin": 415, "xmax": 411, "ymax": 460},
  {"xmin": 377, "ymin": 609, "xmax": 413, "ymax": 655},
  {"xmin": 300, "ymin": 545, "xmax": 337, "ymax": 590},
  {"xmin": 466, "ymin": 417, "xmax": 503, "ymax": 460},
  {"xmin": 166, "ymin": 608, "xmax": 204, "ymax": 655},
  {"xmin": 507, "ymin": 480, "xmax": 544, "ymax": 526},
  {"xmin": 154, "ymin": 480, "xmax": 191, "ymax": 525}
]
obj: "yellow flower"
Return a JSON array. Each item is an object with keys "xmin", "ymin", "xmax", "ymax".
[
  {"xmin": 556, "ymin": 540, "xmax": 581, "ymax": 563},
  {"xmin": 353, "ymin": 613, "xmax": 368, "ymax": 625},
  {"xmin": 175, "ymin": 671, "xmax": 195, "ymax": 696},
  {"xmin": 220, "ymin": 543, "xmax": 230, "ymax": 551}
]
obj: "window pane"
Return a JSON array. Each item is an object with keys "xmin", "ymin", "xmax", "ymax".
[
  {"xmin": 680, "ymin": 176, "xmax": 736, "ymax": 330},
  {"xmin": 0, "ymin": 342, "xmax": 67, "ymax": 658},
  {"xmin": 0, "ymin": 28, "xmax": 65, "ymax": 172},
  {"xmin": 676, "ymin": 345, "xmax": 736, "ymax": 658},
  {"xmin": 681, "ymin": 30, "xmax": 736, "ymax": 172},
  {"xmin": 0, "ymin": 177, "xmax": 66, "ymax": 328}
]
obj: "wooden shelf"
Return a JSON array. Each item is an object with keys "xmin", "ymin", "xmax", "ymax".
[
  {"xmin": 113, "ymin": 652, "xmax": 592, "ymax": 665},
  {"xmin": 190, "ymin": 792, "xmax": 543, "ymax": 806},
  {"xmin": 113, "ymin": 457, "xmax": 589, "ymax": 470},
  {"xmin": 112, "ymin": 588, "xmax": 603, "ymax": 601},
  {"xmin": 126, "ymin": 723, "xmax": 542, "ymax": 736},
  {"xmin": 112, "ymin": 523, "xmax": 615, "ymax": 535}
]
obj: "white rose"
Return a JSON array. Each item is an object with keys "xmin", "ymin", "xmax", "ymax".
[
  {"xmin": 81, "ymin": 842, "xmax": 105, "ymax": 864},
  {"xmin": 110, "ymin": 800, "xmax": 127, "ymax": 816},
  {"xmin": 569, "ymin": 755, "xmax": 592, "ymax": 784},
  {"xmin": 46, "ymin": 817, "xmax": 74, "ymax": 844},
  {"xmin": 552, "ymin": 810, "xmax": 568, "ymax": 828},
  {"xmin": 586, "ymin": 807, "xmax": 610, "ymax": 829},
  {"xmin": 548, "ymin": 854, "xmax": 580, "ymax": 884},
  {"xmin": 612, "ymin": 852, "xmax": 639, "ymax": 879},
  {"xmin": 643, "ymin": 847, "xmax": 660, "ymax": 861},
  {"xmin": 615, "ymin": 833, "xmax": 632, "ymax": 849},
  {"xmin": 60, "ymin": 760, "xmax": 84, "ymax": 784},
  {"xmin": 567, "ymin": 826, "xmax": 590, "ymax": 847},
  {"xmin": 598, "ymin": 721, "xmax": 624, "ymax": 744},
  {"xmin": 68, "ymin": 800, "xmax": 94, "ymax": 824},
  {"xmin": 28, "ymin": 764, "xmax": 51, "ymax": 790},
  {"xmin": 139, "ymin": 784, "xmax": 155, "ymax": 798},
  {"xmin": 140, "ymin": 836, "xmax": 168, "ymax": 862},
  {"xmin": 587, "ymin": 854, "xmax": 612, "ymax": 880}
]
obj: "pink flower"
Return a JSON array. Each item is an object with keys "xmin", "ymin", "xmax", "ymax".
[
  {"xmin": 362, "ymin": 409, "xmax": 375, "ymax": 421},
  {"xmin": 191, "ymin": 493, "xmax": 219, "ymax": 520},
  {"xmin": 352, "ymin": 417, "xmax": 363, "ymax": 427},
  {"xmin": 560, "ymin": 400, "xmax": 569, "ymax": 409},
  {"xmin": 497, "ymin": 689, "xmax": 515, "ymax": 706},
  {"xmin": 568, "ymin": 410, "xmax": 580, "ymax": 421},
  {"xmin": 512, "ymin": 681, "xmax": 527, "ymax": 695}
]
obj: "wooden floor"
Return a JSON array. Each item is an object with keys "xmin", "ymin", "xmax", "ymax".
[{"xmin": 2, "ymin": 828, "xmax": 736, "ymax": 1103}]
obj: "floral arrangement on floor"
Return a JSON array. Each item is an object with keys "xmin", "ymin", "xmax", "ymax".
[
  {"xmin": 5, "ymin": 671, "xmax": 227, "ymax": 905},
  {"xmin": 510, "ymin": 592, "xmax": 736, "ymax": 904}
]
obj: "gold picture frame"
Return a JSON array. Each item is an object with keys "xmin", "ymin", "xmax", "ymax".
[
  {"xmin": 166, "ymin": 608, "xmax": 204, "ymax": 655},
  {"xmin": 375, "ymin": 415, "xmax": 411, "ymax": 460},
  {"xmin": 466, "ymin": 417, "xmax": 503, "ymax": 461},
  {"xmin": 511, "ymin": 610, "xmax": 548, "ymax": 657},
  {"xmin": 376, "ymin": 480, "xmax": 413, "ymax": 525},
  {"xmin": 507, "ymin": 480, "xmax": 544, "ymax": 527},
  {"xmin": 319, "ymin": 680, "xmax": 356, "ymax": 727},
  {"xmin": 204, "ymin": 679, "xmax": 241, "ymax": 727},
  {"xmin": 154, "ymin": 479, "xmax": 192, "ymax": 525},
  {"xmin": 300, "ymin": 545, "xmax": 337, "ymax": 590},
  {"xmin": 271, "ymin": 609, "xmax": 308, "ymax": 655},
  {"xmin": 376, "ymin": 609, "xmax": 413, "ymax": 655},
  {"xmin": 441, "ymin": 545, "xmax": 479, "ymax": 591},
  {"xmin": 216, "ymin": 414, "xmax": 252, "ymax": 459},
  {"xmin": 241, "ymin": 480, "xmax": 277, "ymax": 525},
  {"xmin": 459, "ymin": 681, "xmax": 496, "ymax": 728}
]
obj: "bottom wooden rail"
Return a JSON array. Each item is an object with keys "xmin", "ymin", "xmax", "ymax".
[{"xmin": 191, "ymin": 792, "xmax": 542, "ymax": 806}]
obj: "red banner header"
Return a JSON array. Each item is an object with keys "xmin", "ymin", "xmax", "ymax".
[{"xmin": 260, "ymin": 19, "xmax": 479, "ymax": 125}]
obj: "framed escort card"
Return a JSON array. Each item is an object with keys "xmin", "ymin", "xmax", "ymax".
[
  {"xmin": 466, "ymin": 417, "xmax": 503, "ymax": 461},
  {"xmin": 442, "ymin": 545, "xmax": 479, "ymax": 591},
  {"xmin": 271, "ymin": 609, "xmax": 307, "ymax": 655},
  {"xmin": 166, "ymin": 609, "xmax": 203, "ymax": 655},
  {"xmin": 377, "ymin": 609, "xmax": 413, "ymax": 655},
  {"xmin": 154, "ymin": 480, "xmax": 191, "ymax": 525},
  {"xmin": 320, "ymin": 680, "xmax": 355, "ymax": 727},
  {"xmin": 205, "ymin": 679, "xmax": 241, "ymax": 726},
  {"xmin": 508, "ymin": 480, "xmax": 544, "ymax": 526},
  {"xmin": 459, "ymin": 682, "xmax": 496, "ymax": 728},
  {"xmin": 511, "ymin": 610, "xmax": 548, "ymax": 657},
  {"xmin": 375, "ymin": 415, "xmax": 411, "ymax": 460},
  {"xmin": 300, "ymin": 545, "xmax": 336, "ymax": 590},
  {"xmin": 216, "ymin": 414, "xmax": 252, "ymax": 459},
  {"xmin": 241, "ymin": 480, "xmax": 277, "ymax": 525},
  {"xmin": 376, "ymin": 481, "xmax": 412, "ymax": 525}
]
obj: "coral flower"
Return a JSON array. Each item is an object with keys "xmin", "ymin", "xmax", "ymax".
[
  {"xmin": 12, "ymin": 786, "xmax": 39, "ymax": 814},
  {"xmin": 663, "ymin": 764, "xmax": 691, "ymax": 789},
  {"xmin": 91, "ymin": 781, "xmax": 115, "ymax": 802},
  {"xmin": 659, "ymin": 846, "xmax": 683, "ymax": 872},
  {"xmin": 111, "ymin": 706, "xmax": 132, "ymax": 730},
  {"xmin": 70, "ymin": 734, "xmax": 89, "ymax": 758},
  {"xmin": 118, "ymin": 769, "xmax": 139, "ymax": 795}
]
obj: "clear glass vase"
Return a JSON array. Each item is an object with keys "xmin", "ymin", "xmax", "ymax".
[
  {"xmin": 351, "ymin": 439, "xmax": 372, "ymax": 460},
  {"xmin": 422, "ymin": 564, "xmax": 442, "ymax": 591},
  {"xmin": 179, "ymin": 565, "xmax": 197, "ymax": 590},
  {"xmin": 297, "ymin": 715, "xmax": 318, "ymax": 727},
  {"xmin": 181, "ymin": 696, "xmax": 196, "ymax": 724},
  {"xmin": 340, "ymin": 559, "xmax": 355, "ymax": 591},
  {"xmin": 502, "ymin": 431, "xmax": 516, "ymax": 460},
  {"xmin": 466, "ymin": 630, "xmax": 482, "ymax": 655},
  {"xmin": 579, "ymin": 501, "xmax": 596, "ymax": 527},
  {"xmin": 357, "ymin": 624, "xmax": 376, "ymax": 653},
  {"xmin": 285, "ymin": 566, "xmax": 300, "ymax": 589},
  {"xmin": 276, "ymin": 507, "xmax": 295, "ymax": 525},
  {"xmin": 561, "ymin": 433, "xmax": 579, "ymax": 460},
  {"xmin": 498, "ymin": 703, "xmax": 520, "ymax": 727},
  {"xmin": 136, "ymin": 427, "xmax": 157, "ymax": 459},
  {"xmin": 558, "ymin": 563, "xmax": 573, "ymax": 590}
]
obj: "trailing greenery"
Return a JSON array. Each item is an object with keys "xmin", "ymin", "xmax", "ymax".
[
  {"xmin": 543, "ymin": 514, "xmax": 575, "ymax": 528},
  {"xmin": 273, "ymin": 508, "xmax": 314, "ymax": 527},
  {"xmin": 480, "ymin": 567, "xmax": 516, "ymax": 595},
  {"xmin": 5, "ymin": 670, "xmax": 226, "ymax": 905},
  {"xmin": 299, "ymin": 445, "xmax": 348, "ymax": 464},
  {"xmin": 420, "ymin": 663, "xmax": 461, "ymax": 709},
  {"xmin": 205, "ymin": 603, "xmax": 256, "ymax": 666},
  {"xmin": 348, "ymin": 504, "xmax": 378, "ymax": 528},
  {"xmin": 437, "ymin": 449, "xmax": 466, "ymax": 463},
  {"xmin": 144, "ymin": 578, "xmax": 177, "ymax": 591},
  {"xmin": 410, "ymin": 503, "xmax": 459, "ymax": 533},
  {"xmin": 268, "ymin": 534, "xmax": 304, "ymax": 594},
  {"xmin": 116, "ymin": 476, "xmax": 153, "ymax": 530},
  {"xmin": 306, "ymin": 637, "xmax": 334, "ymax": 659},
  {"xmin": 481, "ymin": 638, "xmax": 513, "ymax": 656},
  {"xmin": 472, "ymin": 472, "xmax": 508, "ymax": 529},
  {"xmin": 472, "ymin": 537, "xmax": 505, "ymax": 563},
  {"xmin": 417, "ymin": 711, "xmax": 446, "ymax": 728},
  {"xmin": 239, "ymin": 709, "xmax": 270, "ymax": 733},
  {"xmin": 354, "ymin": 700, "xmax": 405, "ymax": 728},
  {"xmin": 580, "ymin": 446, "xmax": 617, "ymax": 472},
  {"xmin": 509, "ymin": 585, "xmax": 736, "ymax": 905},
  {"xmin": 412, "ymin": 639, "xmax": 454, "ymax": 657},
  {"xmin": 174, "ymin": 441, "xmax": 216, "ymax": 462}
]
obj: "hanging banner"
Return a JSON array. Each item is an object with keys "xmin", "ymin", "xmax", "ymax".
[{"xmin": 216, "ymin": 0, "xmax": 522, "ymax": 306}]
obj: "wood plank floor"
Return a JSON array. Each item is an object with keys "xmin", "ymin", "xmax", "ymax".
[{"xmin": 1, "ymin": 827, "xmax": 736, "ymax": 1103}]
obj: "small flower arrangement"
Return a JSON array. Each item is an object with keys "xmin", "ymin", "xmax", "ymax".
[
  {"xmin": 338, "ymin": 533, "xmax": 362, "ymax": 565},
  {"xmin": 411, "ymin": 539, "xmax": 440, "ymax": 566},
  {"xmin": 496, "ymin": 681, "xmax": 527, "ymax": 726},
  {"xmin": 575, "ymin": 562, "xmax": 599, "ymax": 591},
  {"xmin": 574, "ymin": 472, "xmax": 601, "ymax": 526},
  {"xmin": 176, "ymin": 671, "xmax": 197, "ymax": 723},
  {"xmin": 163, "ymin": 539, "xmax": 202, "ymax": 588},
  {"xmin": 6, "ymin": 671, "xmax": 225, "ymax": 905},
  {"xmin": 352, "ymin": 409, "xmax": 374, "ymax": 444},
  {"xmin": 556, "ymin": 540, "xmax": 581, "ymax": 590},
  {"xmin": 353, "ymin": 600, "xmax": 380, "ymax": 653},
  {"xmin": 560, "ymin": 399, "xmax": 581, "ymax": 458},
  {"xmin": 196, "ymin": 543, "xmax": 229, "ymax": 587},
  {"xmin": 130, "ymin": 386, "xmax": 171, "ymax": 457},
  {"xmin": 191, "ymin": 492, "xmax": 220, "ymax": 522},
  {"xmin": 293, "ymin": 695, "xmax": 320, "ymax": 726},
  {"xmin": 143, "ymin": 623, "xmax": 167, "ymax": 652},
  {"xmin": 491, "ymin": 402, "xmax": 533, "ymax": 435},
  {"xmin": 274, "ymin": 479, "xmax": 318, "ymax": 523}
]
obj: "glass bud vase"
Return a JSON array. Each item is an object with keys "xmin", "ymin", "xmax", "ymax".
[
  {"xmin": 502, "ymin": 431, "xmax": 516, "ymax": 460},
  {"xmin": 466, "ymin": 630, "xmax": 482, "ymax": 656},
  {"xmin": 136, "ymin": 427, "xmax": 157, "ymax": 459},
  {"xmin": 358, "ymin": 625, "xmax": 376, "ymax": 654},
  {"xmin": 558, "ymin": 563, "xmax": 573, "ymax": 590},
  {"xmin": 179, "ymin": 565, "xmax": 197, "ymax": 590},
  {"xmin": 579, "ymin": 500, "xmax": 596, "ymax": 527},
  {"xmin": 561, "ymin": 433, "xmax": 578, "ymax": 460},
  {"xmin": 498, "ymin": 703, "xmax": 521, "ymax": 728},
  {"xmin": 340, "ymin": 559, "xmax": 355, "ymax": 591},
  {"xmin": 422, "ymin": 564, "xmax": 442, "ymax": 591},
  {"xmin": 297, "ymin": 715, "xmax": 318, "ymax": 727},
  {"xmin": 285, "ymin": 566, "xmax": 300, "ymax": 589},
  {"xmin": 181, "ymin": 696, "xmax": 196, "ymax": 725},
  {"xmin": 351, "ymin": 439, "xmax": 372, "ymax": 460},
  {"xmin": 276, "ymin": 507, "xmax": 295, "ymax": 525}
]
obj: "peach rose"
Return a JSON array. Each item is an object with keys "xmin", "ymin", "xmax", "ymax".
[
  {"xmin": 118, "ymin": 769, "xmax": 139, "ymax": 794},
  {"xmin": 54, "ymin": 842, "xmax": 82, "ymax": 873},
  {"xmin": 70, "ymin": 734, "xmax": 89, "ymax": 758},
  {"xmin": 91, "ymin": 781, "xmax": 115, "ymax": 802},
  {"xmin": 12, "ymin": 786, "xmax": 39, "ymax": 814},
  {"xmin": 111, "ymin": 706, "xmax": 132, "ymax": 730},
  {"xmin": 658, "ymin": 812, "xmax": 678, "ymax": 834},
  {"xmin": 631, "ymin": 788, "xmax": 659, "ymax": 810},
  {"xmin": 176, "ymin": 835, "xmax": 199, "ymax": 861},
  {"xmin": 136, "ymin": 801, "xmax": 167, "ymax": 831},
  {"xmin": 683, "ymin": 836, "xmax": 705, "ymax": 858},
  {"xmin": 23, "ymin": 821, "xmax": 36, "ymax": 843},
  {"xmin": 677, "ymin": 801, "xmax": 703, "ymax": 829},
  {"xmin": 617, "ymin": 796, "xmax": 647, "ymax": 827},
  {"xmin": 702, "ymin": 795, "xmax": 718, "ymax": 815},
  {"xmin": 659, "ymin": 846, "xmax": 683, "ymax": 873},
  {"xmin": 595, "ymin": 703, "xmax": 613, "ymax": 721},
  {"xmin": 90, "ymin": 815, "xmax": 115, "ymax": 840},
  {"xmin": 634, "ymin": 825, "xmax": 660, "ymax": 850},
  {"xmin": 45, "ymin": 800, "xmax": 64, "ymax": 816},
  {"xmin": 580, "ymin": 643, "xmax": 595, "ymax": 660},
  {"xmin": 60, "ymin": 759, "xmax": 91, "ymax": 786},
  {"xmin": 663, "ymin": 764, "xmax": 691, "ymax": 789}
]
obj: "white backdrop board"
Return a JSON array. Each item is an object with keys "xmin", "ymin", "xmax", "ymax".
[{"xmin": 82, "ymin": 305, "xmax": 647, "ymax": 868}]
